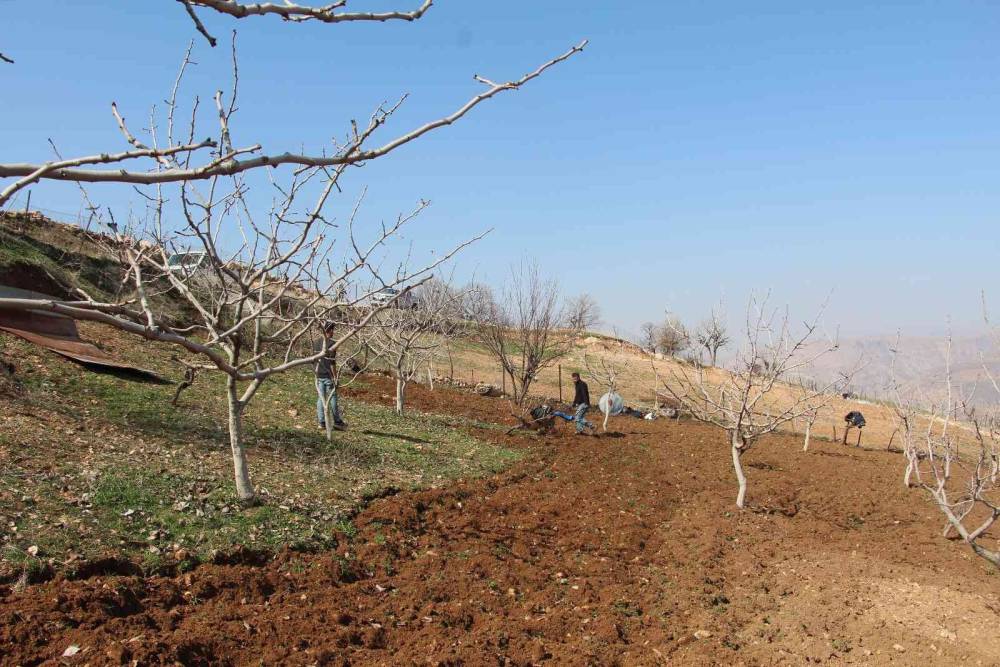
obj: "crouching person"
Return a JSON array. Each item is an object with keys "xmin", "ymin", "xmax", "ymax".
[{"xmin": 315, "ymin": 322, "xmax": 347, "ymax": 432}]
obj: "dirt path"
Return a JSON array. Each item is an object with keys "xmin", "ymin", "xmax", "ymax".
[{"xmin": 2, "ymin": 382, "xmax": 999, "ymax": 666}]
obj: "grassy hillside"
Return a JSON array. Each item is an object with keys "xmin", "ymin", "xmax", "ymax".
[{"xmin": 0, "ymin": 319, "xmax": 519, "ymax": 581}]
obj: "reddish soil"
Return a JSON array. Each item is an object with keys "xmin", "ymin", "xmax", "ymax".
[{"xmin": 2, "ymin": 379, "xmax": 999, "ymax": 666}]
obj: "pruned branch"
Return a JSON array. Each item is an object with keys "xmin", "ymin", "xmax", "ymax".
[
  {"xmin": 178, "ymin": 0, "xmax": 219, "ymax": 46},
  {"xmin": 188, "ymin": 0, "xmax": 432, "ymax": 25}
]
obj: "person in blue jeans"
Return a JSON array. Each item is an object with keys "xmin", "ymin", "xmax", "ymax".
[
  {"xmin": 570, "ymin": 372, "xmax": 594, "ymax": 434},
  {"xmin": 315, "ymin": 322, "xmax": 347, "ymax": 431}
]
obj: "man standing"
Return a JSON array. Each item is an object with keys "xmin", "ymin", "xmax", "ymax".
[
  {"xmin": 315, "ymin": 322, "xmax": 347, "ymax": 431},
  {"xmin": 570, "ymin": 372, "xmax": 594, "ymax": 435}
]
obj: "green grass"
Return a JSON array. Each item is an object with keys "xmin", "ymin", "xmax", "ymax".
[
  {"xmin": 1, "ymin": 331, "xmax": 522, "ymax": 574},
  {"xmin": 0, "ymin": 227, "xmax": 115, "ymax": 300}
]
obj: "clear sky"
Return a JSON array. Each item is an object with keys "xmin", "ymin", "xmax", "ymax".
[{"xmin": 3, "ymin": 1, "xmax": 999, "ymax": 339}]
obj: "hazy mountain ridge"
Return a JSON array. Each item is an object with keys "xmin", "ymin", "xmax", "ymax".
[{"xmin": 805, "ymin": 333, "xmax": 1000, "ymax": 407}]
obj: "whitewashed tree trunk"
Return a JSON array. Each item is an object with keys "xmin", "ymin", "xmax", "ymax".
[
  {"xmin": 602, "ymin": 408, "xmax": 610, "ymax": 432},
  {"xmin": 943, "ymin": 500, "xmax": 974, "ymax": 538},
  {"xmin": 904, "ymin": 453, "xmax": 916, "ymax": 488},
  {"xmin": 802, "ymin": 422, "xmax": 812, "ymax": 452},
  {"xmin": 226, "ymin": 378, "xmax": 255, "ymax": 503},
  {"xmin": 730, "ymin": 431, "xmax": 748, "ymax": 509},
  {"xmin": 395, "ymin": 375, "xmax": 406, "ymax": 415}
]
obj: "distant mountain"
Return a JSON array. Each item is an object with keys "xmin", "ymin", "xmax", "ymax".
[{"xmin": 803, "ymin": 333, "xmax": 1000, "ymax": 408}]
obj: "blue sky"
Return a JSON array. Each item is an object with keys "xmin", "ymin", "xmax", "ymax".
[{"xmin": 2, "ymin": 1, "xmax": 999, "ymax": 338}]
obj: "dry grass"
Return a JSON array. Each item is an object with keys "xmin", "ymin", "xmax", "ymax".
[{"xmin": 442, "ymin": 332, "xmax": 971, "ymax": 453}]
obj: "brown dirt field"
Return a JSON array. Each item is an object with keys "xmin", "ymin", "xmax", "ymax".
[{"xmin": 2, "ymin": 378, "xmax": 999, "ymax": 666}]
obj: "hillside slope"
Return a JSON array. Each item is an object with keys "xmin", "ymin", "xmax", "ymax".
[
  {"xmin": 1, "ymin": 210, "xmax": 974, "ymax": 460},
  {"xmin": 1, "ymin": 212, "xmax": 998, "ymax": 665},
  {"xmin": 2, "ymin": 381, "xmax": 999, "ymax": 665}
]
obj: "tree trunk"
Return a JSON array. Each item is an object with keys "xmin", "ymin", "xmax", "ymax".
[
  {"xmin": 730, "ymin": 431, "xmax": 748, "ymax": 509},
  {"xmin": 802, "ymin": 422, "xmax": 812, "ymax": 452},
  {"xmin": 602, "ymin": 408, "xmax": 610, "ymax": 432},
  {"xmin": 226, "ymin": 378, "xmax": 255, "ymax": 503},
  {"xmin": 515, "ymin": 371, "xmax": 531, "ymax": 406},
  {"xmin": 943, "ymin": 501, "xmax": 975, "ymax": 538},
  {"xmin": 395, "ymin": 376, "xmax": 406, "ymax": 415},
  {"xmin": 903, "ymin": 454, "xmax": 915, "ymax": 488},
  {"xmin": 970, "ymin": 541, "xmax": 1000, "ymax": 567},
  {"xmin": 321, "ymin": 385, "xmax": 335, "ymax": 442}
]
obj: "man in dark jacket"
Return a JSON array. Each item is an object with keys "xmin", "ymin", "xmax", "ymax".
[
  {"xmin": 570, "ymin": 372, "xmax": 594, "ymax": 435},
  {"xmin": 315, "ymin": 322, "xmax": 346, "ymax": 431}
]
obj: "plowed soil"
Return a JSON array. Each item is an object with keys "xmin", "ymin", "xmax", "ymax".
[{"xmin": 2, "ymin": 380, "xmax": 999, "ymax": 666}]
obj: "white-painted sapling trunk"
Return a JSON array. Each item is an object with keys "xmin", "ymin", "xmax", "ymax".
[
  {"xmin": 730, "ymin": 430, "xmax": 748, "ymax": 509},
  {"xmin": 802, "ymin": 422, "xmax": 812, "ymax": 452},
  {"xmin": 226, "ymin": 378, "xmax": 255, "ymax": 503},
  {"xmin": 395, "ymin": 376, "xmax": 406, "ymax": 415}
]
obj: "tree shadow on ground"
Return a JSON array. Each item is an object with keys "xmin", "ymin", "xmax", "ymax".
[{"xmin": 361, "ymin": 430, "xmax": 431, "ymax": 445}]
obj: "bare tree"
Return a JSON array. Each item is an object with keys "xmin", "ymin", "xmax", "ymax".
[
  {"xmin": 885, "ymin": 333, "xmax": 927, "ymax": 488},
  {"xmin": 800, "ymin": 402, "xmax": 821, "ymax": 452},
  {"xmin": 793, "ymin": 380, "xmax": 824, "ymax": 452},
  {"xmin": 3, "ymin": 170, "xmax": 477, "ymax": 504},
  {"xmin": 0, "ymin": 10, "xmax": 585, "ymax": 500},
  {"xmin": 899, "ymin": 331, "xmax": 1000, "ymax": 568},
  {"xmin": 661, "ymin": 294, "xmax": 844, "ymax": 508},
  {"xmin": 471, "ymin": 262, "xmax": 576, "ymax": 405},
  {"xmin": 0, "ymin": 45, "xmax": 488, "ymax": 503},
  {"xmin": 366, "ymin": 276, "xmax": 463, "ymax": 415},
  {"xmin": 639, "ymin": 322, "xmax": 658, "ymax": 353},
  {"xmin": 695, "ymin": 306, "xmax": 730, "ymax": 367},
  {"xmin": 657, "ymin": 314, "xmax": 690, "ymax": 357},
  {"xmin": 565, "ymin": 293, "xmax": 601, "ymax": 333}
]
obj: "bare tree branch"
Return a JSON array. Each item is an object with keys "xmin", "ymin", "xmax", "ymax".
[
  {"xmin": 187, "ymin": 0, "xmax": 433, "ymax": 26},
  {"xmin": 178, "ymin": 0, "xmax": 219, "ymax": 47},
  {"xmin": 0, "ymin": 40, "xmax": 587, "ymax": 204}
]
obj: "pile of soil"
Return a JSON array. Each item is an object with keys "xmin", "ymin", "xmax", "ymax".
[{"xmin": 2, "ymin": 380, "xmax": 999, "ymax": 665}]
